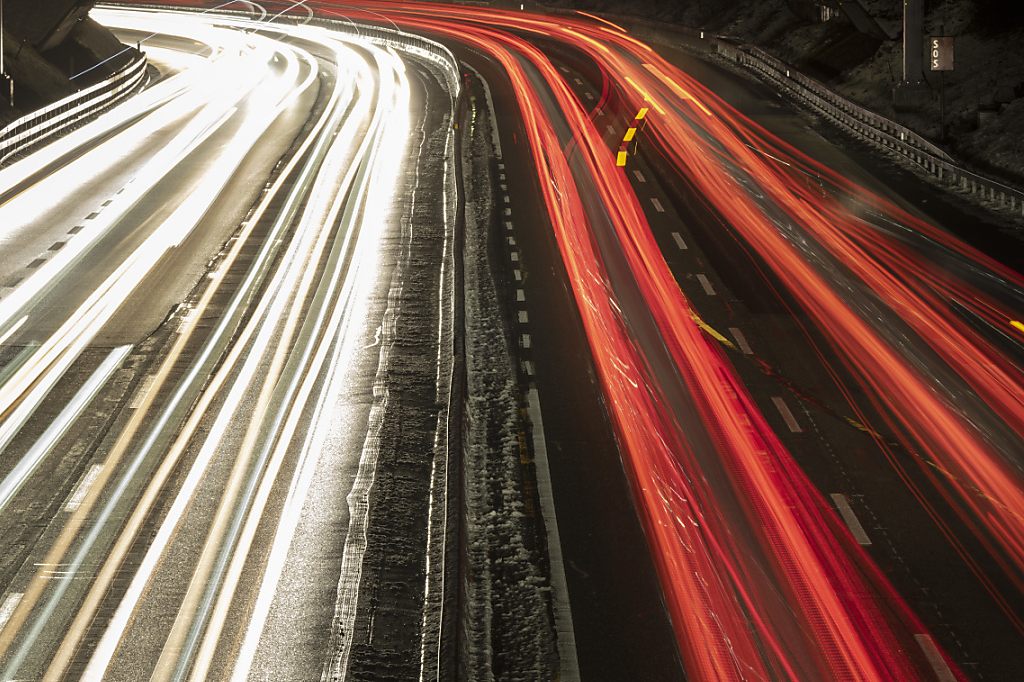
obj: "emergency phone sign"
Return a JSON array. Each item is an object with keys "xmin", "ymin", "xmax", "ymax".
[{"xmin": 930, "ymin": 37, "xmax": 954, "ymax": 71}]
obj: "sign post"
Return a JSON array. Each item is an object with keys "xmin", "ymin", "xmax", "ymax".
[{"xmin": 930, "ymin": 36, "xmax": 954, "ymax": 141}]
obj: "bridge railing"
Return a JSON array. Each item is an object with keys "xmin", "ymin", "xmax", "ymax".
[
  {"xmin": 712, "ymin": 38, "xmax": 1024, "ymax": 217},
  {"xmin": 0, "ymin": 51, "xmax": 148, "ymax": 165}
]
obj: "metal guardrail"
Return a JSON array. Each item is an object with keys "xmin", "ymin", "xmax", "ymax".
[
  {"xmin": 0, "ymin": 52, "xmax": 148, "ymax": 165},
  {"xmin": 712, "ymin": 39, "xmax": 1024, "ymax": 218},
  {"xmin": 596, "ymin": 11, "xmax": 1024, "ymax": 219}
]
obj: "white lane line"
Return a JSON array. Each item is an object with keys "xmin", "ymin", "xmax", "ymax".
[
  {"xmin": 66, "ymin": 465, "xmax": 105, "ymax": 513},
  {"xmin": 522, "ymin": 360, "xmax": 535, "ymax": 376},
  {"xmin": 516, "ymin": 289, "xmax": 525, "ymax": 302},
  {"xmin": 526, "ymin": 388, "xmax": 581, "ymax": 680},
  {"xmin": 511, "ymin": 252, "xmax": 519, "ymax": 263},
  {"xmin": 559, "ymin": 66, "xmax": 569, "ymax": 73},
  {"xmin": 521, "ymin": 334, "xmax": 532, "ymax": 349},
  {"xmin": 0, "ymin": 345, "xmax": 131, "ymax": 513},
  {"xmin": 633, "ymin": 169, "xmax": 646, "ymax": 183},
  {"xmin": 696, "ymin": 274, "xmax": 716, "ymax": 296},
  {"xmin": 518, "ymin": 311, "xmax": 529, "ymax": 324},
  {"xmin": 499, "ymin": 173, "xmax": 506, "ymax": 181},
  {"xmin": 574, "ymin": 78, "xmax": 583, "ymax": 85},
  {"xmin": 503, "ymin": 195, "xmax": 510, "ymax": 204},
  {"xmin": 504, "ymin": 220, "xmax": 513, "ymax": 231},
  {"xmin": 0, "ymin": 594, "xmax": 23, "ymax": 632},
  {"xmin": 584, "ymin": 92, "xmax": 594, "ymax": 101},
  {"xmin": 0, "ymin": 316, "xmax": 28, "ymax": 346},
  {"xmin": 504, "ymin": 207, "xmax": 512, "ymax": 217},
  {"xmin": 771, "ymin": 396, "xmax": 803, "ymax": 433},
  {"xmin": 606, "ymin": 125, "xmax": 615, "ymax": 135},
  {"xmin": 500, "ymin": 183, "xmax": 507, "ymax": 191},
  {"xmin": 507, "ymin": 236, "xmax": 517, "ymax": 246},
  {"xmin": 914, "ymin": 635, "xmax": 957, "ymax": 682},
  {"xmin": 514, "ymin": 270, "xmax": 522, "ymax": 282},
  {"xmin": 129, "ymin": 374, "xmax": 158, "ymax": 410},
  {"xmin": 650, "ymin": 197, "xmax": 665, "ymax": 213},
  {"xmin": 671, "ymin": 232, "xmax": 688, "ymax": 251},
  {"xmin": 498, "ymin": 162, "xmax": 505, "ymax": 170},
  {"xmin": 830, "ymin": 494, "xmax": 872, "ymax": 545},
  {"xmin": 729, "ymin": 327, "xmax": 753, "ymax": 354}
]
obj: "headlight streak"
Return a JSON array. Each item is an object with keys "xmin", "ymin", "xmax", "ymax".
[
  {"xmin": 0, "ymin": 345, "xmax": 131, "ymax": 514},
  {"xmin": 0, "ymin": 10, "xmax": 322, "ymax": 679},
  {"xmin": 10, "ymin": 14, "xmax": 417, "ymax": 682},
  {"xmin": 0, "ymin": 20, "xmax": 291, "ymax": 457}
]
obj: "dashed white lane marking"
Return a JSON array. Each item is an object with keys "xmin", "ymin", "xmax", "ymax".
[
  {"xmin": 574, "ymin": 78, "xmax": 583, "ymax": 85},
  {"xmin": 66, "ymin": 464, "xmax": 104, "ymax": 512},
  {"xmin": 771, "ymin": 396, "xmax": 803, "ymax": 433},
  {"xmin": 498, "ymin": 162, "xmax": 505, "ymax": 170},
  {"xmin": 514, "ymin": 270, "xmax": 522, "ymax": 281},
  {"xmin": 606, "ymin": 124, "xmax": 616, "ymax": 135},
  {"xmin": 650, "ymin": 197, "xmax": 665, "ymax": 213},
  {"xmin": 830, "ymin": 494, "xmax": 872, "ymax": 545},
  {"xmin": 914, "ymin": 635, "xmax": 957, "ymax": 682},
  {"xmin": 729, "ymin": 327, "xmax": 753, "ymax": 354},
  {"xmin": 584, "ymin": 91, "xmax": 594, "ymax": 101},
  {"xmin": 0, "ymin": 593, "xmax": 23, "ymax": 631},
  {"xmin": 671, "ymin": 232, "xmax": 688, "ymax": 251},
  {"xmin": 516, "ymin": 289, "xmax": 525, "ymax": 302},
  {"xmin": 499, "ymin": 173, "xmax": 506, "ymax": 181},
  {"xmin": 504, "ymin": 208, "xmax": 512, "ymax": 217},
  {"xmin": 518, "ymin": 310, "xmax": 529, "ymax": 324},
  {"xmin": 504, "ymin": 220, "xmax": 514, "ymax": 231},
  {"xmin": 503, "ymin": 195, "xmax": 510, "ymax": 204},
  {"xmin": 633, "ymin": 170, "xmax": 646, "ymax": 183},
  {"xmin": 129, "ymin": 375, "xmax": 158, "ymax": 410},
  {"xmin": 511, "ymin": 252, "xmax": 519, "ymax": 263},
  {"xmin": 696, "ymin": 274, "xmax": 716, "ymax": 296},
  {"xmin": 507, "ymin": 236, "xmax": 517, "ymax": 246},
  {"xmin": 521, "ymin": 333, "xmax": 532, "ymax": 349},
  {"xmin": 522, "ymin": 360, "xmax": 535, "ymax": 376}
]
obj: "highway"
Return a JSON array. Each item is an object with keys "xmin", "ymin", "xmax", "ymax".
[
  {"xmin": 0, "ymin": 1, "xmax": 1022, "ymax": 680},
  {"xmin": 0, "ymin": 5, "xmax": 456, "ymax": 680},
  {"xmin": 327, "ymin": 2, "xmax": 1021, "ymax": 680}
]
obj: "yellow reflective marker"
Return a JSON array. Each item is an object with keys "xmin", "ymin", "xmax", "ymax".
[
  {"xmin": 623, "ymin": 127, "xmax": 637, "ymax": 142},
  {"xmin": 1012, "ymin": 320, "xmax": 1024, "ymax": 334},
  {"xmin": 616, "ymin": 150, "xmax": 628, "ymax": 167},
  {"xmin": 635, "ymin": 107, "xmax": 649, "ymax": 120},
  {"xmin": 689, "ymin": 309, "xmax": 736, "ymax": 350}
]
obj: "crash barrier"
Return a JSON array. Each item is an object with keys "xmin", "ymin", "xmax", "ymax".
[
  {"xmin": 0, "ymin": 51, "xmax": 148, "ymax": 164},
  {"xmin": 714, "ymin": 38, "xmax": 1024, "ymax": 218}
]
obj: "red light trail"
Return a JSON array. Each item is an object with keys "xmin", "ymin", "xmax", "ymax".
[{"xmin": 151, "ymin": 2, "xmax": 1022, "ymax": 678}]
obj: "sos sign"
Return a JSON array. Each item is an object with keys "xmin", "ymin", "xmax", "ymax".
[{"xmin": 930, "ymin": 37, "xmax": 954, "ymax": 71}]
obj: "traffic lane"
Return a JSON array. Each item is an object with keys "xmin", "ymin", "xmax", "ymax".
[
  {"xmin": 649, "ymin": 39, "xmax": 1024, "ymax": 274},
  {"xmin": 0, "ymin": 27, "xmax": 327, "ymax": 679},
  {"xmin": 622, "ymin": 102, "xmax": 1023, "ymax": 681},
  {"xmin": 207, "ymin": 57, "xmax": 442, "ymax": 682},
  {"xmin": 1, "ymin": 44, "xmax": 319, "ymax": 345},
  {"xmin": 72, "ymin": 37, "xmax": 407, "ymax": 681},
  {"xmin": 453, "ymin": 44, "xmax": 686, "ymax": 682}
]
